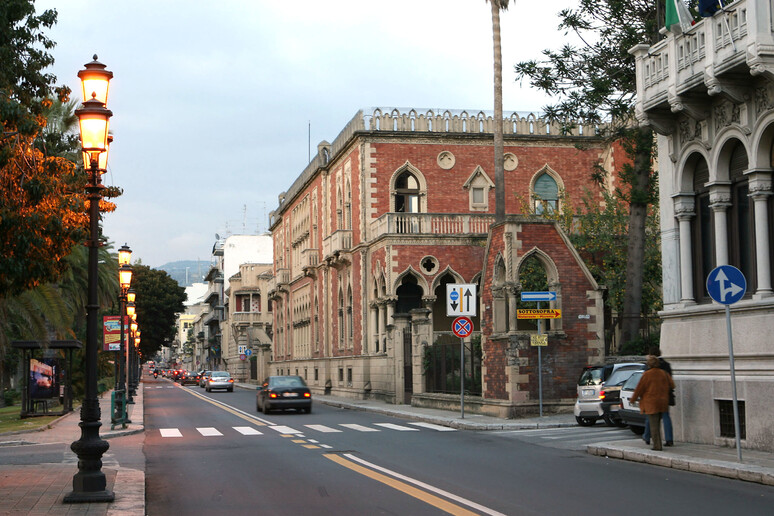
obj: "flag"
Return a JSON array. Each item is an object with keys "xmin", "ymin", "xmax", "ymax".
[
  {"xmin": 665, "ymin": 0, "xmax": 694, "ymax": 33},
  {"xmin": 698, "ymin": 0, "xmax": 725, "ymax": 17}
]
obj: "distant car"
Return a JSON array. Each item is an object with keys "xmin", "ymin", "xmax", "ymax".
[
  {"xmin": 171, "ymin": 369, "xmax": 184, "ymax": 381},
  {"xmin": 618, "ymin": 371, "xmax": 647, "ymax": 435},
  {"xmin": 179, "ymin": 371, "xmax": 200, "ymax": 386},
  {"xmin": 198, "ymin": 370, "xmax": 213, "ymax": 388},
  {"xmin": 256, "ymin": 375, "xmax": 312, "ymax": 414},
  {"xmin": 206, "ymin": 371, "xmax": 234, "ymax": 392},
  {"xmin": 573, "ymin": 362, "xmax": 644, "ymax": 426}
]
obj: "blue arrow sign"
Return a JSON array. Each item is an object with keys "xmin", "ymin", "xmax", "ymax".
[
  {"xmin": 706, "ymin": 265, "xmax": 746, "ymax": 305},
  {"xmin": 521, "ymin": 291, "xmax": 557, "ymax": 302}
]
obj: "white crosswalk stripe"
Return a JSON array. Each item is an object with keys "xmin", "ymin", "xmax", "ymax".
[
  {"xmin": 160, "ymin": 428, "xmax": 182, "ymax": 437},
  {"xmin": 197, "ymin": 427, "xmax": 223, "ymax": 436},
  {"xmin": 374, "ymin": 423, "xmax": 419, "ymax": 431},
  {"xmin": 268, "ymin": 425, "xmax": 303, "ymax": 434},
  {"xmin": 409, "ymin": 422, "xmax": 456, "ymax": 432},
  {"xmin": 340, "ymin": 423, "xmax": 380, "ymax": 432},
  {"xmin": 234, "ymin": 426, "xmax": 263, "ymax": 435},
  {"xmin": 304, "ymin": 424, "xmax": 342, "ymax": 433}
]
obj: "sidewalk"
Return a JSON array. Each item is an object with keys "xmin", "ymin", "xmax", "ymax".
[
  {"xmin": 0, "ymin": 386, "xmax": 145, "ymax": 515},
  {"xmin": 237, "ymin": 382, "xmax": 774, "ymax": 486}
]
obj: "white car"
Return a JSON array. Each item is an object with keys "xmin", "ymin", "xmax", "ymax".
[
  {"xmin": 206, "ymin": 371, "xmax": 234, "ymax": 392},
  {"xmin": 618, "ymin": 371, "xmax": 647, "ymax": 435},
  {"xmin": 573, "ymin": 362, "xmax": 644, "ymax": 426}
]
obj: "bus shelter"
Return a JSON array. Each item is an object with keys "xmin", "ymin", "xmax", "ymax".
[{"xmin": 11, "ymin": 340, "xmax": 80, "ymax": 418}]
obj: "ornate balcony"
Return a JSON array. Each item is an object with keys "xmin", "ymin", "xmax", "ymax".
[
  {"xmin": 322, "ymin": 230, "xmax": 352, "ymax": 257},
  {"xmin": 301, "ymin": 248, "xmax": 319, "ymax": 269},
  {"xmin": 370, "ymin": 213, "xmax": 494, "ymax": 239},
  {"xmin": 276, "ymin": 268, "xmax": 290, "ymax": 286},
  {"xmin": 630, "ymin": 0, "xmax": 774, "ymax": 134}
]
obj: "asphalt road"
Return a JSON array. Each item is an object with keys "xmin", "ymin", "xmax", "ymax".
[{"xmin": 143, "ymin": 376, "xmax": 774, "ymax": 515}]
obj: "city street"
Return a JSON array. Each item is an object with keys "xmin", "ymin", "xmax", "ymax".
[{"xmin": 142, "ymin": 376, "xmax": 774, "ymax": 515}]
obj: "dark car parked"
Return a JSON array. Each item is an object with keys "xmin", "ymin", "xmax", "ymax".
[
  {"xmin": 256, "ymin": 375, "xmax": 312, "ymax": 414},
  {"xmin": 599, "ymin": 365, "xmax": 645, "ymax": 426}
]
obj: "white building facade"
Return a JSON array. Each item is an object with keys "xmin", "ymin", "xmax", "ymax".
[{"xmin": 631, "ymin": 0, "xmax": 774, "ymax": 451}]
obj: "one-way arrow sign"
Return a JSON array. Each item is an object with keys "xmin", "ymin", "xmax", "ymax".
[
  {"xmin": 446, "ymin": 284, "xmax": 477, "ymax": 317},
  {"xmin": 521, "ymin": 291, "xmax": 557, "ymax": 302}
]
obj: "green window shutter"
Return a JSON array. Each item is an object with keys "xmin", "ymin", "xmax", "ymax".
[{"xmin": 534, "ymin": 174, "xmax": 558, "ymax": 200}]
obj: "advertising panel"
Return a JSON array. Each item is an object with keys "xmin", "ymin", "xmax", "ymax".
[{"xmin": 103, "ymin": 315, "xmax": 130, "ymax": 351}]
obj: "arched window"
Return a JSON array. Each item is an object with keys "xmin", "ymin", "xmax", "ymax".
[
  {"xmin": 728, "ymin": 142, "xmax": 754, "ymax": 291},
  {"xmin": 394, "ymin": 171, "xmax": 420, "ymax": 213},
  {"xmin": 533, "ymin": 173, "xmax": 558, "ymax": 214},
  {"xmin": 691, "ymin": 156, "xmax": 713, "ymax": 302},
  {"xmin": 395, "ymin": 274, "xmax": 423, "ymax": 314}
]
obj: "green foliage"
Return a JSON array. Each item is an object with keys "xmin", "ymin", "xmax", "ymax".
[
  {"xmin": 131, "ymin": 265, "xmax": 186, "ymax": 358},
  {"xmin": 3, "ymin": 388, "xmax": 20, "ymax": 406},
  {"xmin": 618, "ymin": 333, "xmax": 659, "ymax": 356}
]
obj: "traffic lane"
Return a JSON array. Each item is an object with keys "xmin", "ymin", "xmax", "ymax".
[
  {"xmin": 330, "ymin": 424, "xmax": 774, "ymax": 516},
  {"xmin": 173, "ymin": 386, "xmax": 774, "ymax": 514},
  {"xmin": 144, "ymin": 387, "xmax": 463, "ymax": 515}
]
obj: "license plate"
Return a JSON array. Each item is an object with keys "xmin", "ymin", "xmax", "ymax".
[
  {"xmin": 582, "ymin": 389, "xmax": 595, "ymax": 397},
  {"xmin": 609, "ymin": 405, "xmax": 620, "ymax": 411},
  {"xmin": 283, "ymin": 392, "xmax": 299, "ymax": 397}
]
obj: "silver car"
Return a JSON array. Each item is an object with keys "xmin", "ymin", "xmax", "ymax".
[{"xmin": 206, "ymin": 371, "xmax": 233, "ymax": 392}]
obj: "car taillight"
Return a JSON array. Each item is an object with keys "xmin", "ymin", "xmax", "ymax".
[
  {"xmin": 269, "ymin": 392, "xmax": 278, "ymax": 398},
  {"xmin": 303, "ymin": 392, "xmax": 311, "ymax": 398},
  {"xmin": 599, "ymin": 391, "xmax": 606, "ymax": 400},
  {"xmin": 228, "ymin": 379, "xmax": 233, "ymax": 382}
]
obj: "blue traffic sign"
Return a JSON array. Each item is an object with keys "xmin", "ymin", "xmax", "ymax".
[
  {"xmin": 521, "ymin": 291, "xmax": 557, "ymax": 302},
  {"xmin": 707, "ymin": 265, "xmax": 746, "ymax": 305},
  {"xmin": 452, "ymin": 316, "xmax": 473, "ymax": 338}
]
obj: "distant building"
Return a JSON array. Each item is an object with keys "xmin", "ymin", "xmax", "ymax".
[
  {"xmin": 631, "ymin": 0, "xmax": 774, "ymax": 451},
  {"xmin": 267, "ymin": 107, "xmax": 620, "ymax": 416}
]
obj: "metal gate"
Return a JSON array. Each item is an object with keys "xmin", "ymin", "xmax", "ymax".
[{"xmin": 403, "ymin": 326, "xmax": 413, "ymax": 404}]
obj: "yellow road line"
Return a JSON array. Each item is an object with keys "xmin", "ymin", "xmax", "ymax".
[
  {"xmin": 179, "ymin": 386, "xmax": 266, "ymax": 426},
  {"xmin": 323, "ymin": 454, "xmax": 478, "ymax": 516}
]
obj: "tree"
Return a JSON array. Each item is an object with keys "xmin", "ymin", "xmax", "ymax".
[
  {"xmin": 131, "ymin": 265, "xmax": 186, "ymax": 358},
  {"xmin": 1, "ymin": 1, "xmax": 83, "ymax": 297},
  {"xmin": 486, "ymin": 0, "xmax": 510, "ymax": 223},
  {"xmin": 514, "ymin": 0, "xmax": 661, "ymax": 346}
]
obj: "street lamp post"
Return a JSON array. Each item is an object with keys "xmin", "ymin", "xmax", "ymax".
[
  {"xmin": 126, "ymin": 289, "xmax": 136, "ymax": 404},
  {"xmin": 65, "ymin": 55, "xmax": 114, "ymax": 504},
  {"xmin": 115, "ymin": 251, "xmax": 132, "ymax": 424}
]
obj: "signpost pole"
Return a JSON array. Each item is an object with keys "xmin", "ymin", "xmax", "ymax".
[
  {"xmin": 537, "ymin": 302, "xmax": 543, "ymax": 417},
  {"xmin": 725, "ymin": 305, "xmax": 743, "ymax": 462},
  {"xmin": 460, "ymin": 337, "xmax": 465, "ymax": 419}
]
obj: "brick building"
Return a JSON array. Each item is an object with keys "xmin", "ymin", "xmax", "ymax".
[{"xmin": 267, "ymin": 107, "xmax": 618, "ymax": 415}]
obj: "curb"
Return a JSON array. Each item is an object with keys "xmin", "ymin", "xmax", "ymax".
[{"xmin": 587, "ymin": 444, "xmax": 774, "ymax": 487}]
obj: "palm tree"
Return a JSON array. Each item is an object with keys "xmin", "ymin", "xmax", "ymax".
[{"xmin": 487, "ymin": 0, "xmax": 510, "ymax": 223}]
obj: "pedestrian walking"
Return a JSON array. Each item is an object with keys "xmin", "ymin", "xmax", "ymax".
[
  {"xmin": 630, "ymin": 355, "xmax": 675, "ymax": 451},
  {"xmin": 643, "ymin": 347, "xmax": 675, "ymax": 446}
]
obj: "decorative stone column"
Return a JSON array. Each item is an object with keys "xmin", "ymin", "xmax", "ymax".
[
  {"xmin": 410, "ymin": 308, "xmax": 432, "ymax": 396},
  {"xmin": 674, "ymin": 194, "xmax": 696, "ymax": 304},
  {"xmin": 507, "ymin": 285, "xmax": 517, "ymax": 333},
  {"xmin": 709, "ymin": 183, "xmax": 732, "ymax": 266},
  {"xmin": 391, "ymin": 313, "xmax": 411, "ymax": 404},
  {"xmin": 748, "ymin": 169, "xmax": 773, "ymax": 297}
]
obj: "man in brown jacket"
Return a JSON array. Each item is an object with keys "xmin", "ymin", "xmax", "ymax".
[{"xmin": 631, "ymin": 355, "xmax": 676, "ymax": 451}]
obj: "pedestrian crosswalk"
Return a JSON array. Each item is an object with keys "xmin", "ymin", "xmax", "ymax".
[{"xmin": 157, "ymin": 421, "xmax": 455, "ymax": 438}]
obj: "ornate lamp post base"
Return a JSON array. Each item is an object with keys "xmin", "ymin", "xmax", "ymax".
[{"xmin": 63, "ymin": 404, "xmax": 114, "ymax": 503}]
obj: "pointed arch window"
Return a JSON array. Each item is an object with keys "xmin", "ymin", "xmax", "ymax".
[
  {"xmin": 533, "ymin": 173, "xmax": 558, "ymax": 214},
  {"xmin": 395, "ymin": 171, "xmax": 420, "ymax": 213}
]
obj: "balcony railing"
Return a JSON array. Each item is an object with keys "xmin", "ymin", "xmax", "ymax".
[
  {"xmin": 322, "ymin": 230, "xmax": 352, "ymax": 257},
  {"xmin": 232, "ymin": 312, "xmax": 265, "ymax": 325},
  {"xmin": 370, "ymin": 213, "xmax": 494, "ymax": 239},
  {"xmin": 301, "ymin": 248, "xmax": 319, "ymax": 269},
  {"xmin": 276, "ymin": 268, "xmax": 290, "ymax": 285},
  {"xmin": 633, "ymin": 0, "xmax": 753, "ymax": 116}
]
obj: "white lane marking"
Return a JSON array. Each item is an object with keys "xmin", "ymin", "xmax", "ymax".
[
  {"xmin": 409, "ymin": 422, "xmax": 457, "ymax": 432},
  {"xmin": 374, "ymin": 423, "xmax": 419, "ymax": 432},
  {"xmin": 308, "ymin": 439, "xmax": 319, "ymax": 443},
  {"xmin": 269, "ymin": 425, "xmax": 303, "ymax": 434},
  {"xmin": 197, "ymin": 427, "xmax": 223, "ymax": 436},
  {"xmin": 340, "ymin": 424, "xmax": 380, "ymax": 432},
  {"xmin": 233, "ymin": 426, "xmax": 263, "ymax": 436},
  {"xmin": 343, "ymin": 453, "xmax": 507, "ymax": 516},
  {"xmin": 160, "ymin": 428, "xmax": 182, "ymax": 438},
  {"xmin": 320, "ymin": 444, "xmax": 333, "ymax": 449},
  {"xmin": 305, "ymin": 424, "xmax": 342, "ymax": 433}
]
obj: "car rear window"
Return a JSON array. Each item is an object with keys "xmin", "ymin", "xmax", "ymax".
[
  {"xmin": 606, "ymin": 366, "xmax": 644, "ymax": 386},
  {"xmin": 211, "ymin": 372, "xmax": 229, "ymax": 378},
  {"xmin": 577, "ymin": 368, "xmax": 604, "ymax": 386},
  {"xmin": 622, "ymin": 371, "xmax": 643, "ymax": 391},
  {"xmin": 271, "ymin": 376, "xmax": 306, "ymax": 388}
]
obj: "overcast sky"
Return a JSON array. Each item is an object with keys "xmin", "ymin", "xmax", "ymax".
[{"xmin": 36, "ymin": 0, "xmax": 576, "ymax": 268}]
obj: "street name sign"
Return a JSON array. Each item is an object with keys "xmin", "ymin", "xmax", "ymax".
[
  {"xmin": 707, "ymin": 265, "xmax": 746, "ymax": 305},
  {"xmin": 452, "ymin": 316, "xmax": 473, "ymax": 338},
  {"xmin": 446, "ymin": 284, "xmax": 477, "ymax": 317},
  {"xmin": 517, "ymin": 309, "xmax": 562, "ymax": 319},
  {"xmin": 521, "ymin": 291, "xmax": 557, "ymax": 302}
]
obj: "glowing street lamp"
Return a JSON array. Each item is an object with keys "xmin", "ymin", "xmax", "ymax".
[{"xmin": 65, "ymin": 55, "xmax": 115, "ymax": 504}]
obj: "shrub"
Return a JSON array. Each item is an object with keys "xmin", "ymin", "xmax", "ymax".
[{"xmin": 3, "ymin": 389, "xmax": 21, "ymax": 406}]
